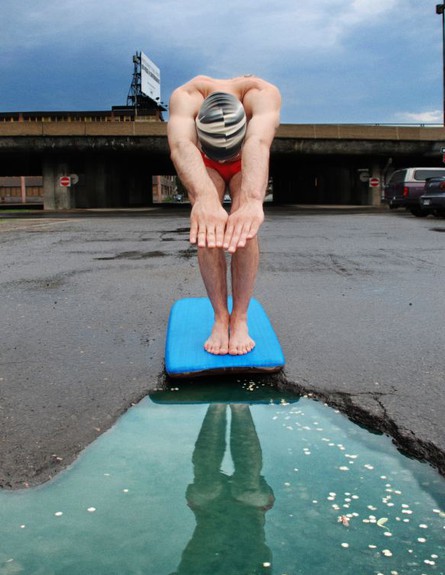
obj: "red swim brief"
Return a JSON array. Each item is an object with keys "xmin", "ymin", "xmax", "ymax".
[{"xmin": 201, "ymin": 153, "xmax": 242, "ymax": 184}]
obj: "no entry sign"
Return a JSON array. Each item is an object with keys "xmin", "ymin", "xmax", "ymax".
[
  {"xmin": 369, "ymin": 177, "xmax": 380, "ymax": 187},
  {"xmin": 59, "ymin": 176, "xmax": 71, "ymax": 187}
]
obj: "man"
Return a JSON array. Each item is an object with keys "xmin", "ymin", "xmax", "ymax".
[{"xmin": 167, "ymin": 75, "xmax": 281, "ymax": 356}]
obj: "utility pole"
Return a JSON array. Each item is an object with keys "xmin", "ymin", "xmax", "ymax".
[{"xmin": 436, "ymin": 3, "xmax": 445, "ymax": 124}]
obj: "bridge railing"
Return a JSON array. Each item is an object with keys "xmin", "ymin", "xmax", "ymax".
[{"xmin": 0, "ymin": 109, "xmax": 163, "ymax": 123}]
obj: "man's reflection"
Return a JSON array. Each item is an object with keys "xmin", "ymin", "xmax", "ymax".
[{"xmin": 173, "ymin": 404, "xmax": 274, "ymax": 575}]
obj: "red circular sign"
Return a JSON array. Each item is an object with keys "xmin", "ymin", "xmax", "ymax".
[
  {"xmin": 369, "ymin": 177, "xmax": 380, "ymax": 187},
  {"xmin": 59, "ymin": 176, "xmax": 71, "ymax": 187}
]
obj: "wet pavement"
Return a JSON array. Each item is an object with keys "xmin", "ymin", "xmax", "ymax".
[{"xmin": 0, "ymin": 207, "xmax": 444, "ymax": 489}]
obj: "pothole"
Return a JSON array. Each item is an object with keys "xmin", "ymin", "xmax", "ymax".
[{"xmin": 0, "ymin": 380, "xmax": 443, "ymax": 575}]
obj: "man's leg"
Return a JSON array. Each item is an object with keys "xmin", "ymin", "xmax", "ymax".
[
  {"xmin": 228, "ymin": 173, "xmax": 259, "ymax": 355},
  {"xmin": 187, "ymin": 404, "xmax": 227, "ymax": 504},
  {"xmin": 196, "ymin": 169, "xmax": 230, "ymax": 354},
  {"xmin": 198, "ymin": 246, "xmax": 230, "ymax": 354}
]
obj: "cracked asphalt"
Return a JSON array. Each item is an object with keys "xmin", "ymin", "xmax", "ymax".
[{"xmin": 0, "ymin": 207, "xmax": 444, "ymax": 489}]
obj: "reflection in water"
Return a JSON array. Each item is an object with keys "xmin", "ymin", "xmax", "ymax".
[
  {"xmin": 0, "ymin": 392, "xmax": 444, "ymax": 575},
  {"xmin": 173, "ymin": 404, "xmax": 274, "ymax": 575}
]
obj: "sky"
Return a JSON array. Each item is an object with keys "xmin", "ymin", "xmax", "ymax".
[{"xmin": 0, "ymin": 0, "xmax": 443, "ymax": 124}]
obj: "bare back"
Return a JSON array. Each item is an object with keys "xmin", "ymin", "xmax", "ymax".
[{"xmin": 172, "ymin": 75, "xmax": 280, "ymax": 122}]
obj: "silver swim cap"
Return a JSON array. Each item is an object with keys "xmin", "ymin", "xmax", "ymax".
[{"xmin": 196, "ymin": 92, "xmax": 247, "ymax": 162}]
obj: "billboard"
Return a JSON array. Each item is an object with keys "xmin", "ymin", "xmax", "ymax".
[{"xmin": 140, "ymin": 52, "xmax": 161, "ymax": 102}]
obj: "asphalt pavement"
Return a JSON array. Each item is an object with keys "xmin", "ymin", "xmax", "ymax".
[{"xmin": 0, "ymin": 207, "xmax": 444, "ymax": 488}]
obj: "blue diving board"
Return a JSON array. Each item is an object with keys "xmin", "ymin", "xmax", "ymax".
[{"xmin": 165, "ymin": 297, "xmax": 285, "ymax": 378}]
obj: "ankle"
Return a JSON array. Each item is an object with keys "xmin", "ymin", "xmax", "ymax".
[
  {"xmin": 230, "ymin": 311, "xmax": 248, "ymax": 326},
  {"xmin": 214, "ymin": 311, "xmax": 230, "ymax": 325}
]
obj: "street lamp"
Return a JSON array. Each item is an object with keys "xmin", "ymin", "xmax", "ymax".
[{"xmin": 436, "ymin": 3, "xmax": 445, "ymax": 124}]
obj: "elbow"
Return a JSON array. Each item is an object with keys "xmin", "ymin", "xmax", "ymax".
[
  {"xmin": 169, "ymin": 144, "xmax": 179, "ymax": 164},
  {"xmin": 169, "ymin": 140, "xmax": 188, "ymax": 164},
  {"xmin": 243, "ymin": 135, "xmax": 271, "ymax": 155},
  {"xmin": 169, "ymin": 140, "xmax": 201, "ymax": 174},
  {"xmin": 170, "ymin": 139, "xmax": 195, "ymax": 154}
]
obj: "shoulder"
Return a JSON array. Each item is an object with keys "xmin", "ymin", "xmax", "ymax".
[
  {"xmin": 246, "ymin": 76, "xmax": 280, "ymax": 91},
  {"xmin": 169, "ymin": 78, "xmax": 207, "ymax": 116},
  {"xmin": 171, "ymin": 76, "xmax": 211, "ymax": 98},
  {"xmin": 245, "ymin": 77, "xmax": 281, "ymax": 101},
  {"xmin": 242, "ymin": 79, "xmax": 281, "ymax": 117}
]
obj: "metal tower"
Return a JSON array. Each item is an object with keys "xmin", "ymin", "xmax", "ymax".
[{"xmin": 126, "ymin": 52, "xmax": 167, "ymax": 113}]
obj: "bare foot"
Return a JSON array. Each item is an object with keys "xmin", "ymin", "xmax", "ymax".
[
  {"xmin": 228, "ymin": 317, "xmax": 255, "ymax": 355},
  {"xmin": 204, "ymin": 318, "xmax": 229, "ymax": 355}
]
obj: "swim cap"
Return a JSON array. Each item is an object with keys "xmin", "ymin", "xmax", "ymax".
[{"xmin": 196, "ymin": 92, "xmax": 247, "ymax": 162}]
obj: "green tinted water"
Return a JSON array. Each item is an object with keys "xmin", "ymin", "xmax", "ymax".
[{"xmin": 0, "ymin": 382, "xmax": 444, "ymax": 575}]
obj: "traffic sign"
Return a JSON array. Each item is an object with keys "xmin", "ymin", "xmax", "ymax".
[
  {"xmin": 369, "ymin": 177, "xmax": 380, "ymax": 187},
  {"xmin": 59, "ymin": 176, "xmax": 71, "ymax": 187}
]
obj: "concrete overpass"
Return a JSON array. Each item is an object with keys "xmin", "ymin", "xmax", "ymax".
[{"xmin": 1, "ymin": 114, "xmax": 445, "ymax": 209}]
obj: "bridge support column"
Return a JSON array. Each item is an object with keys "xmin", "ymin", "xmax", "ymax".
[
  {"xmin": 42, "ymin": 158, "xmax": 75, "ymax": 210},
  {"xmin": 370, "ymin": 163, "xmax": 383, "ymax": 207}
]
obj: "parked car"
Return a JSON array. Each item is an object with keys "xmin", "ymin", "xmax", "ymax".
[
  {"xmin": 384, "ymin": 167, "xmax": 445, "ymax": 216},
  {"xmin": 419, "ymin": 176, "xmax": 445, "ymax": 216}
]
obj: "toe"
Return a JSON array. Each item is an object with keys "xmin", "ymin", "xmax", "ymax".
[{"xmin": 229, "ymin": 344, "xmax": 241, "ymax": 356}]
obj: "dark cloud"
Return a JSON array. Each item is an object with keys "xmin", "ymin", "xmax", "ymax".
[{"xmin": 0, "ymin": 0, "xmax": 442, "ymax": 123}]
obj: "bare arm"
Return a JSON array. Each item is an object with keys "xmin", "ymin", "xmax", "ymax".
[
  {"xmin": 167, "ymin": 88, "xmax": 214, "ymax": 203},
  {"xmin": 167, "ymin": 87, "xmax": 228, "ymax": 248},
  {"xmin": 223, "ymin": 83, "xmax": 281, "ymax": 252},
  {"xmin": 239, "ymin": 84, "xmax": 281, "ymax": 201}
]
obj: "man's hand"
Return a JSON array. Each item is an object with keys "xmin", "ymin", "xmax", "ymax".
[
  {"xmin": 190, "ymin": 199, "xmax": 229, "ymax": 248},
  {"xmin": 223, "ymin": 201, "xmax": 264, "ymax": 253}
]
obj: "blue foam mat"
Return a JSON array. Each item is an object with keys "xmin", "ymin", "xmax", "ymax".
[{"xmin": 165, "ymin": 297, "xmax": 285, "ymax": 377}]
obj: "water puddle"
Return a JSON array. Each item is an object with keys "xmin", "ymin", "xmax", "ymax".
[{"xmin": 0, "ymin": 381, "xmax": 444, "ymax": 575}]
